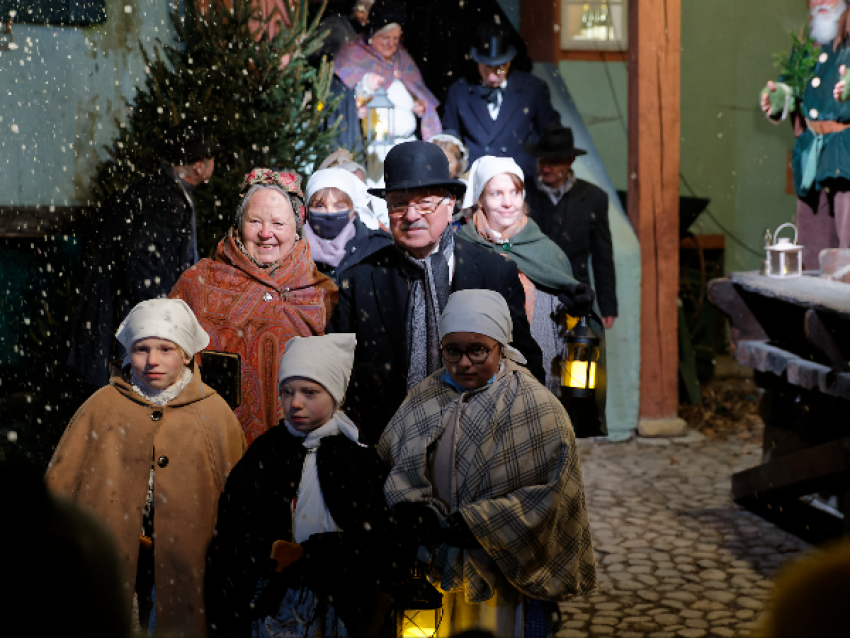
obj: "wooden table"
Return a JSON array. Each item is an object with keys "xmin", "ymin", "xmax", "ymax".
[{"xmin": 708, "ymin": 272, "xmax": 850, "ymax": 537}]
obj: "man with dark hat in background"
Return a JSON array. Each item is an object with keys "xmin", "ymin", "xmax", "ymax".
[
  {"xmin": 442, "ymin": 21, "xmax": 560, "ymax": 179},
  {"xmin": 67, "ymin": 121, "xmax": 222, "ymax": 387},
  {"xmin": 525, "ymin": 123, "xmax": 618, "ymax": 329}
]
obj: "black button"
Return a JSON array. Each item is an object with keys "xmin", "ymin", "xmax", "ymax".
[
  {"xmin": 485, "ymin": 146, "xmax": 490, "ymax": 151},
  {"xmin": 500, "ymin": 146, "xmax": 507, "ymax": 153},
  {"xmin": 157, "ymin": 456, "xmax": 169, "ymax": 468},
  {"xmin": 151, "ymin": 410, "xmax": 163, "ymax": 421},
  {"xmin": 329, "ymin": 270, "xmax": 335, "ymax": 276}
]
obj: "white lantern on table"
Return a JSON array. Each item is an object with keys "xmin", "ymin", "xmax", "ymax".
[{"xmin": 766, "ymin": 223, "xmax": 803, "ymax": 279}]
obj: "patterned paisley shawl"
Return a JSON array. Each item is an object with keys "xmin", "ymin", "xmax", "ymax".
[{"xmin": 170, "ymin": 235, "xmax": 338, "ymax": 444}]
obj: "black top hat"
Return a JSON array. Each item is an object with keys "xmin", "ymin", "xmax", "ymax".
[
  {"xmin": 365, "ymin": 0, "xmax": 406, "ymax": 38},
  {"xmin": 157, "ymin": 121, "xmax": 225, "ymax": 165},
  {"xmin": 470, "ymin": 22, "xmax": 517, "ymax": 67},
  {"xmin": 523, "ymin": 123, "xmax": 587, "ymax": 160},
  {"xmin": 368, "ymin": 141, "xmax": 467, "ymax": 198}
]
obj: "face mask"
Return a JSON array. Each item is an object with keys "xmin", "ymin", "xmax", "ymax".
[{"xmin": 308, "ymin": 210, "xmax": 352, "ymax": 239}]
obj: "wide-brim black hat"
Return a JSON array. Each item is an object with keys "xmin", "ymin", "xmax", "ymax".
[
  {"xmin": 368, "ymin": 141, "xmax": 467, "ymax": 198},
  {"xmin": 470, "ymin": 22, "xmax": 517, "ymax": 66},
  {"xmin": 523, "ymin": 123, "xmax": 587, "ymax": 160},
  {"xmin": 157, "ymin": 121, "xmax": 225, "ymax": 165}
]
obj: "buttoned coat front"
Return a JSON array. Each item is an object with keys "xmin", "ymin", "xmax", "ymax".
[
  {"xmin": 45, "ymin": 366, "xmax": 247, "ymax": 637},
  {"xmin": 441, "ymin": 70, "xmax": 560, "ymax": 179}
]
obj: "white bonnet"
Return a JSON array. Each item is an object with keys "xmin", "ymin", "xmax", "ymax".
[
  {"xmin": 461, "ymin": 156, "xmax": 525, "ymax": 209},
  {"xmin": 115, "ymin": 299, "xmax": 210, "ymax": 366},
  {"xmin": 305, "ymin": 168, "xmax": 371, "ymax": 219},
  {"xmin": 438, "ymin": 290, "xmax": 527, "ymax": 364},
  {"xmin": 278, "ymin": 333, "xmax": 357, "ymax": 404}
]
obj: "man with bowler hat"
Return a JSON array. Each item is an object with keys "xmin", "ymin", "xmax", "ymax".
[
  {"xmin": 67, "ymin": 121, "xmax": 223, "ymax": 387},
  {"xmin": 442, "ymin": 21, "xmax": 560, "ymax": 179},
  {"xmin": 329, "ymin": 141, "xmax": 558, "ymax": 444},
  {"xmin": 525, "ymin": 123, "xmax": 618, "ymax": 328}
]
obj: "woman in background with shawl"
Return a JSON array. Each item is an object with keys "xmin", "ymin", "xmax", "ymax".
[
  {"xmin": 379, "ymin": 289, "xmax": 597, "ymax": 638},
  {"xmin": 169, "ymin": 168, "xmax": 338, "ymax": 445},
  {"xmin": 303, "ymin": 167, "xmax": 392, "ymax": 282},
  {"xmin": 334, "ymin": 0, "xmax": 442, "ymax": 186},
  {"xmin": 457, "ymin": 156, "xmax": 606, "ymax": 435}
]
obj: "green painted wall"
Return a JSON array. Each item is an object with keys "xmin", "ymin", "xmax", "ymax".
[{"xmin": 560, "ymin": 0, "xmax": 808, "ymax": 273}]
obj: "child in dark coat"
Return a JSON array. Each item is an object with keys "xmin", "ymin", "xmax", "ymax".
[{"xmin": 205, "ymin": 334, "xmax": 394, "ymax": 638}]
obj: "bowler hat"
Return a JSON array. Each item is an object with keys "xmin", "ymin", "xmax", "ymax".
[
  {"xmin": 157, "ymin": 121, "xmax": 225, "ymax": 165},
  {"xmin": 368, "ymin": 141, "xmax": 467, "ymax": 198},
  {"xmin": 470, "ymin": 22, "xmax": 517, "ymax": 67},
  {"xmin": 523, "ymin": 123, "xmax": 587, "ymax": 160}
]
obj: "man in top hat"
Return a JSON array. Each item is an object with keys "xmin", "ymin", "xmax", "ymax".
[
  {"xmin": 524, "ymin": 123, "xmax": 618, "ymax": 328},
  {"xmin": 441, "ymin": 21, "xmax": 560, "ymax": 179},
  {"xmin": 330, "ymin": 141, "xmax": 574, "ymax": 444},
  {"xmin": 67, "ymin": 121, "xmax": 223, "ymax": 387}
]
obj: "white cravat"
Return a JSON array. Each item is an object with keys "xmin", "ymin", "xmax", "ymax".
[{"xmin": 487, "ymin": 79, "xmax": 508, "ymax": 120}]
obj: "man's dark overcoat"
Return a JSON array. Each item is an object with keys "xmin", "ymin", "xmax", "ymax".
[
  {"xmin": 205, "ymin": 423, "xmax": 393, "ymax": 637},
  {"xmin": 68, "ymin": 166, "xmax": 196, "ymax": 386},
  {"xmin": 525, "ymin": 178, "xmax": 618, "ymax": 318},
  {"xmin": 441, "ymin": 70, "xmax": 559, "ymax": 179},
  {"xmin": 330, "ymin": 235, "xmax": 545, "ymax": 445}
]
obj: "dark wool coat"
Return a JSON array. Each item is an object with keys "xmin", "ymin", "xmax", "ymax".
[
  {"xmin": 329, "ymin": 235, "xmax": 545, "ymax": 445},
  {"xmin": 525, "ymin": 178, "xmax": 618, "ymax": 318},
  {"xmin": 322, "ymin": 74, "xmax": 364, "ymax": 157},
  {"xmin": 314, "ymin": 218, "xmax": 393, "ymax": 283},
  {"xmin": 441, "ymin": 70, "xmax": 560, "ymax": 179},
  {"xmin": 67, "ymin": 166, "xmax": 197, "ymax": 386},
  {"xmin": 205, "ymin": 424, "xmax": 392, "ymax": 637}
]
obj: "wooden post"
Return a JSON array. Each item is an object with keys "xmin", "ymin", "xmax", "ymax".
[{"xmin": 628, "ymin": 0, "xmax": 685, "ymax": 434}]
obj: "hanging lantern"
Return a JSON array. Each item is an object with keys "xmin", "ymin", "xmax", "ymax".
[
  {"xmin": 365, "ymin": 86, "xmax": 395, "ymax": 147},
  {"xmin": 398, "ymin": 561, "xmax": 441, "ymax": 638},
  {"xmin": 561, "ymin": 315, "xmax": 600, "ymax": 398},
  {"xmin": 765, "ymin": 223, "xmax": 803, "ymax": 279}
]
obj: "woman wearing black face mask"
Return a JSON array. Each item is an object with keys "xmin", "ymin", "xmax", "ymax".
[{"xmin": 304, "ymin": 168, "xmax": 393, "ymax": 282}]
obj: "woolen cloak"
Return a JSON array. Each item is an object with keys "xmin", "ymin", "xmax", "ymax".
[
  {"xmin": 169, "ymin": 236, "xmax": 338, "ymax": 444},
  {"xmin": 45, "ymin": 365, "xmax": 247, "ymax": 637},
  {"xmin": 378, "ymin": 362, "xmax": 597, "ymax": 603}
]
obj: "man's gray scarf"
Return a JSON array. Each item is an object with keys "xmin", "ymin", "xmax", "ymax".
[{"xmin": 400, "ymin": 227, "xmax": 455, "ymax": 390}]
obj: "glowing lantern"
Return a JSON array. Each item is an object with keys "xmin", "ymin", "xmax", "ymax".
[
  {"xmin": 365, "ymin": 86, "xmax": 395, "ymax": 146},
  {"xmin": 562, "ymin": 315, "xmax": 600, "ymax": 397}
]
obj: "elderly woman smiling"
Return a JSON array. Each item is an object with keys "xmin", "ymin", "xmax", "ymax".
[{"xmin": 170, "ymin": 168, "xmax": 338, "ymax": 444}]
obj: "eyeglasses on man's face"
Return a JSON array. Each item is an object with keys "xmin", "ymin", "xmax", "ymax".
[
  {"xmin": 387, "ymin": 197, "xmax": 450, "ymax": 218},
  {"xmin": 441, "ymin": 343, "xmax": 499, "ymax": 364}
]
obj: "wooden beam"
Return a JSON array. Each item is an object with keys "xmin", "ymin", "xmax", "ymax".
[
  {"xmin": 628, "ymin": 0, "xmax": 681, "ymax": 420},
  {"xmin": 520, "ymin": 0, "xmax": 559, "ymax": 63}
]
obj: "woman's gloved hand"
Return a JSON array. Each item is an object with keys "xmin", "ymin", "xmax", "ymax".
[
  {"xmin": 558, "ymin": 283, "xmax": 595, "ymax": 317},
  {"xmin": 391, "ymin": 501, "xmax": 443, "ymax": 546},
  {"xmin": 440, "ymin": 512, "xmax": 481, "ymax": 549}
]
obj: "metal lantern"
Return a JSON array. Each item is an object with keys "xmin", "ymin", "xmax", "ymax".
[
  {"xmin": 766, "ymin": 223, "xmax": 803, "ymax": 279},
  {"xmin": 365, "ymin": 87, "xmax": 395, "ymax": 147},
  {"xmin": 561, "ymin": 315, "xmax": 601, "ymax": 398}
]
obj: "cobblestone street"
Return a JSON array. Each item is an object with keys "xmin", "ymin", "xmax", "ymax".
[{"xmin": 559, "ymin": 420, "xmax": 812, "ymax": 638}]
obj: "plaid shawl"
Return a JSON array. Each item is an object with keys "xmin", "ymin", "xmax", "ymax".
[
  {"xmin": 334, "ymin": 37, "xmax": 442, "ymax": 140},
  {"xmin": 378, "ymin": 362, "xmax": 597, "ymax": 602},
  {"xmin": 169, "ymin": 236, "xmax": 337, "ymax": 444}
]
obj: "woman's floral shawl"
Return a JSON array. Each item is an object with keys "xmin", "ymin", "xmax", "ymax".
[
  {"xmin": 378, "ymin": 362, "xmax": 597, "ymax": 603},
  {"xmin": 169, "ymin": 235, "xmax": 337, "ymax": 444},
  {"xmin": 334, "ymin": 37, "xmax": 442, "ymax": 140}
]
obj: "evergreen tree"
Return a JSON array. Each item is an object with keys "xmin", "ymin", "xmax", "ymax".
[{"xmin": 93, "ymin": 0, "xmax": 341, "ymax": 253}]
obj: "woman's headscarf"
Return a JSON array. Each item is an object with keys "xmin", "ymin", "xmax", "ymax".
[
  {"xmin": 233, "ymin": 167, "xmax": 306, "ymax": 231},
  {"xmin": 462, "ymin": 156, "xmax": 525, "ymax": 209},
  {"xmin": 305, "ymin": 168, "xmax": 372, "ymax": 219},
  {"xmin": 438, "ymin": 290, "xmax": 527, "ymax": 364},
  {"xmin": 115, "ymin": 299, "xmax": 210, "ymax": 366},
  {"xmin": 429, "ymin": 131, "xmax": 470, "ymax": 175}
]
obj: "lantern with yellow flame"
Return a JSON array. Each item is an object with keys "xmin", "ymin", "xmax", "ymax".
[{"xmin": 561, "ymin": 315, "xmax": 600, "ymax": 398}]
